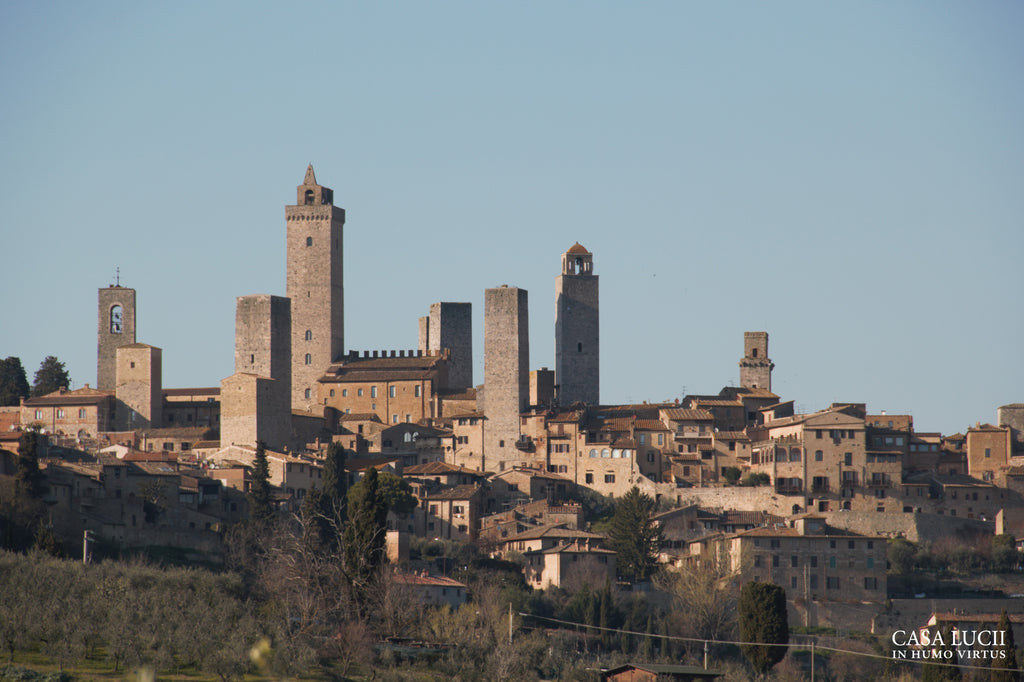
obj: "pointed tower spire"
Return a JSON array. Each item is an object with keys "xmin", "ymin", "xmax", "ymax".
[{"xmin": 303, "ymin": 164, "xmax": 317, "ymax": 186}]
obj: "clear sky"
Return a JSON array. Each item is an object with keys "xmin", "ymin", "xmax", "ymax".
[{"xmin": 2, "ymin": 2, "xmax": 1021, "ymax": 435}]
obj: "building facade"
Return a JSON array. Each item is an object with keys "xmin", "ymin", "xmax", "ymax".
[{"xmin": 97, "ymin": 285, "xmax": 136, "ymax": 391}]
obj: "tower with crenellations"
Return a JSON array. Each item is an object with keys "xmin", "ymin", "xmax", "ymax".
[
  {"xmin": 286, "ymin": 165, "xmax": 345, "ymax": 411},
  {"xmin": 739, "ymin": 331, "xmax": 774, "ymax": 391},
  {"xmin": 555, "ymin": 242, "xmax": 599, "ymax": 406},
  {"xmin": 483, "ymin": 286, "xmax": 529, "ymax": 467}
]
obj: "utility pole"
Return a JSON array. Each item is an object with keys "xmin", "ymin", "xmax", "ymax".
[
  {"xmin": 82, "ymin": 529, "xmax": 93, "ymax": 564},
  {"xmin": 508, "ymin": 602, "xmax": 513, "ymax": 645},
  {"xmin": 703, "ymin": 640, "xmax": 709, "ymax": 670}
]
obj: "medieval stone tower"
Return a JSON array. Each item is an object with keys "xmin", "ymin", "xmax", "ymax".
[
  {"xmin": 739, "ymin": 331, "xmax": 774, "ymax": 391},
  {"xmin": 97, "ymin": 285, "xmax": 136, "ymax": 390},
  {"xmin": 418, "ymin": 302, "xmax": 473, "ymax": 390},
  {"xmin": 286, "ymin": 165, "xmax": 345, "ymax": 411},
  {"xmin": 555, "ymin": 242, "xmax": 599, "ymax": 406},
  {"xmin": 220, "ymin": 295, "xmax": 292, "ymax": 450},
  {"xmin": 115, "ymin": 343, "xmax": 162, "ymax": 429},
  {"xmin": 483, "ymin": 286, "xmax": 529, "ymax": 466}
]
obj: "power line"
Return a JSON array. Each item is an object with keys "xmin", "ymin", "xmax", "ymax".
[{"xmin": 518, "ymin": 612, "xmax": 1022, "ymax": 673}]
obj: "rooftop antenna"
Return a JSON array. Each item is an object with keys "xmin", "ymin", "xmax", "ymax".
[{"xmin": 115, "ymin": 267, "xmax": 120, "ymax": 287}]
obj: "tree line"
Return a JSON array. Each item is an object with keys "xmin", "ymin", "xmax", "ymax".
[{"xmin": 0, "ymin": 356, "xmax": 71, "ymax": 405}]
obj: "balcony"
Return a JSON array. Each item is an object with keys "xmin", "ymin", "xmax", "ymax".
[
  {"xmin": 514, "ymin": 437, "xmax": 535, "ymax": 453},
  {"xmin": 776, "ymin": 481, "xmax": 803, "ymax": 495},
  {"xmin": 869, "ymin": 476, "xmax": 892, "ymax": 488},
  {"xmin": 811, "ymin": 480, "xmax": 830, "ymax": 493}
]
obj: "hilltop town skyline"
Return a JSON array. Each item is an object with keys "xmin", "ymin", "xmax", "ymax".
[{"xmin": 2, "ymin": 3, "xmax": 1022, "ymax": 435}]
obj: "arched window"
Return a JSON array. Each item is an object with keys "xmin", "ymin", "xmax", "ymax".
[
  {"xmin": 304, "ymin": 353, "xmax": 312, "ymax": 365},
  {"xmin": 329, "ymin": 389, "xmax": 335, "ymax": 397},
  {"xmin": 305, "ymin": 329, "xmax": 312, "ymax": 341},
  {"xmin": 110, "ymin": 305, "xmax": 123, "ymax": 333},
  {"xmin": 790, "ymin": 448, "xmax": 801, "ymax": 462},
  {"xmin": 304, "ymin": 190, "xmax": 315, "ymax": 205}
]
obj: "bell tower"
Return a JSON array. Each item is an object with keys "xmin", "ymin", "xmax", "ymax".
[
  {"xmin": 285, "ymin": 165, "xmax": 345, "ymax": 411},
  {"xmin": 97, "ymin": 278, "xmax": 136, "ymax": 391},
  {"xmin": 555, "ymin": 242, "xmax": 599, "ymax": 406},
  {"xmin": 739, "ymin": 331, "xmax": 774, "ymax": 391}
]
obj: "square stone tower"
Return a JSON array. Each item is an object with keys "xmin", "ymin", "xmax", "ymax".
[
  {"xmin": 286, "ymin": 165, "xmax": 345, "ymax": 411},
  {"xmin": 115, "ymin": 343, "xmax": 162, "ymax": 430},
  {"xmin": 739, "ymin": 331, "xmax": 774, "ymax": 391},
  {"xmin": 97, "ymin": 285, "xmax": 136, "ymax": 391},
  {"xmin": 555, "ymin": 242, "xmax": 599, "ymax": 406},
  {"xmin": 419, "ymin": 302, "xmax": 473, "ymax": 390},
  {"xmin": 484, "ymin": 286, "xmax": 529, "ymax": 466}
]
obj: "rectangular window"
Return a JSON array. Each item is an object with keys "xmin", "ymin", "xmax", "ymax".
[
  {"xmin": 342, "ymin": 389, "xmax": 348, "ymax": 397},
  {"xmin": 810, "ymin": 555, "xmax": 818, "ymax": 568},
  {"xmin": 415, "ymin": 385, "xmax": 422, "ymax": 398},
  {"xmin": 56, "ymin": 409, "xmax": 65, "ymax": 419},
  {"xmin": 791, "ymin": 576, "xmax": 798, "ymax": 589},
  {"xmin": 770, "ymin": 539, "xmax": 781, "ymax": 549},
  {"xmin": 639, "ymin": 434, "xmax": 646, "ymax": 445},
  {"xmin": 389, "ymin": 386, "xmax": 396, "ymax": 398},
  {"xmin": 985, "ymin": 448, "xmax": 991, "ymax": 458},
  {"xmin": 815, "ymin": 450, "xmax": 823, "ymax": 461},
  {"xmin": 357, "ymin": 388, "xmax": 363, "ymax": 397},
  {"xmin": 658, "ymin": 433, "xmax": 664, "ymax": 445},
  {"xmin": 810, "ymin": 574, "xmax": 819, "ymax": 589},
  {"xmin": 844, "ymin": 452, "xmax": 853, "ymax": 466},
  {"xmin": 864, "ymin": 577, "xmax": 878, "ymax": 590},
  {"xmin": 772, "ymin": 555, "xmax": 780, "ymax": 568},
  {"xmin": 826, "ymin": 576, "xmax": 840, "ymax": 589},
  {"xmin": 829, "ymin": 556, "xmax": 836, "ymax": 568},
  {"xmin": 371, "ymin": 386, "xmax": 378, "ymax": 398},
  {"xmin": 392, "ymin": 414, "xmax": 398, "ymax": 424},
  {"xmin": 754, "ymin": 555, "xmax": 762, "ymax": 567},
  {"xmin": 604, "ymin": 474, "xmax": 615, "ymax": 483},
  {"xmin": 585, "ymin": 473, "xmax": 594, "ymax": 484},
  {"xmin": 405, "ymin": 414, "xmax": 411, "ymax": 423},
  {"xmin": 791, "ymin": 555, "xmax": 798, "ymax": 568},
  {"xmin": 78, "ymin": 408, "xmax": 87, "ymax": 418}
]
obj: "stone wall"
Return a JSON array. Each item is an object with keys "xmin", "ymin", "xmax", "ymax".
[{"xmin": 97, "ymin": 286, "xmax": 136, "ymax": 391}]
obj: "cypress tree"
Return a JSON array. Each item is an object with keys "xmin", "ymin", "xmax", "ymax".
[
  {"xmin": 247, "ymin": 440, "xmax": 273, "ymax": 523},
  {"xmin": 607, "ymin": 486, "xmax": 663, "ymax": 582},
  {"xmin": 15, "ymin": 431, "xmax": 44, "ymax": 500},
  {"xmin": 738, "ymin": 581, "xmax": 789, "ymax": 675},
  {"xmin": 0, "ymin": 357, "xmax": 30, "ymax": 407},
  {"xmin": 343, "ymin": 466, "xmax": 388, "ymax": 614},
  {"xmin": 990, "ymin": 608, "xmax": 1019, "ymax": 682}
]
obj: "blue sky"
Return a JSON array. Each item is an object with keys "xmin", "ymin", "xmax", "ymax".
[{"xmin": 1, "ymin": 2, "xmax": 1021, "ymax": 435}]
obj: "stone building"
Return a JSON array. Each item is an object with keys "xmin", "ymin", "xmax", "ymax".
[
  {"xmin": 220, "ymin": 295, "xmax": 291, "ymax": 451},
  {"xmin": 483, "ymin": 285, "xmax": 529, "ymax": 467},
  {"xmin": 738, "ymin": 331, "xmax": 774, "ymax": 392},
  {"xmin": 555, "ymin": 242, "xmax": 599, "ymax": 406},
  {"xmin": 748, "ymin": 404, "xmax": 871, "ymax": 513},
  {"xmin": 115, "ymin": 343, "xmax": 162, "ymax": 430},
  {"xmin": 966, "ymin": 423, "xmax": 1012, "ymax": 481},
  {"xmin": 418, "ymin": 302, "xmax": 473, "ymax": 390},
  {"xmin": 318, "ymin": 349, "xmax": 450, "ymax": 424},
  {"xmin": 97, "ymin": 285, "xmax": 136, "ymax": 391},
  {"xmin": 21, "ymin": 386, "xmax": 116, "ymax": 439},
  {"xmin": 712, "ymin": 515, "xmax": 887, "ymax": 605},
  {"xmin": 286, "ymin": 165, "xmax": 345, "ymax": 411}
]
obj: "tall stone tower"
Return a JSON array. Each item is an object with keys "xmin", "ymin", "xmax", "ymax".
[
  {"xmin": 220, "ymin": 294, "xmax": 292, "ymax": 450},
  {"xmin": 739, "ymin": 331, "xmax": 774, "ymax": 391},
  {"xmin": 419, "ymin": 302, "xmax": 473, "ymax": 390},
  {"xmin": 115, "ymin": 343, "xmax": 162, "ymax": 429},
  {"xmin": 555, "ymin": 242, "xmax": 599, "ymax": 406},
  {"xmin": 97, "ymin": 285, "xmax": 136, "ymax": 391},
  {"xmin": 483, "ymin": 286, "xmax": 529, "ymax": 467},
  {"xmin": 286, "ymin": 165, "xmax": 345, "ymax": 411}
]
